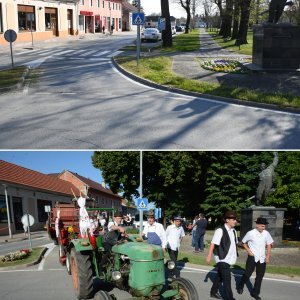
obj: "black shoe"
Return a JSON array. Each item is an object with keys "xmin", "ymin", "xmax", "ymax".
[
  {"xmin": 250, "ymin": 292, "xmax": 261, "ymax": 300},
  {"xmin": 210, "ymin": 292, "xmax": 222, "ymax": 299},
  {"xmin": 237, "ymin": 286, "xmax": 243, "ymax": 294}
]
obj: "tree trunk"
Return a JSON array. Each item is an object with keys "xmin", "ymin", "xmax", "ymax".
[
  {"xmin": 237, "ymin": 0, "xmax": 252, "ymax": 45},
  {"xmin": 232, "ymin": 0, "xmax": 240, "ymax": 39},
  {"xmin": 161, "ymin": 0, "xmax": 172, "ymax": 47},
  {"xmin": 219, "ymin": 0, "xmax": 234, "ymax": 37}
]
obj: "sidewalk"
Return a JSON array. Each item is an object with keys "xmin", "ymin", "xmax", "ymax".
[
  {"xmin": 172, "ymin": 29, "xmax": 300, "ymax": 97},
  {"xmin": 0, "ymin": 230, "xmax": 47, "ymax": 244}
]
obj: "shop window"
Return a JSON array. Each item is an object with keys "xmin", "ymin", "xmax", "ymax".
[
  {"xmin": 45, "ymin": 8, "xmax": 57, "ymax": 31},
  {"xmin": 0, "ymin": 195, "xmax": 12, "ymax": 223},
  {"xmin": 18, "ymin": 5, "xmax": 36, "ymax": 31},
  {"xmin": 37, "ymin": 199, "xmax": 52, "ymax": 222},
  {"xmin": 119, "ymin": 18, "xmax": 121, "ymax": 29},
  {"xmin": 79, "ymin": 15, "xmax": 84, "ymax": 31},
  {"xmin": 0, "ymin": 3, "xmax": 3, "ymax": 33}
]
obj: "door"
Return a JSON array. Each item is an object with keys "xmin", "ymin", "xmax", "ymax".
[
  {"xmin": 12, "ymin": 197, "xmax": 24, "ymax": 231},
  {"xmin": 67, "ymin": 9, "xmax": 73, "ymax": 35}
]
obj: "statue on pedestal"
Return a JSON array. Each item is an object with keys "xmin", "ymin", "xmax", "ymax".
[
  {"xmin": 268, "ymin": 0, "xmax": 294, "ymax": 23},
  {"xmin": 255, "ymin": 152, "xmax": 278, "ymax": 206}
]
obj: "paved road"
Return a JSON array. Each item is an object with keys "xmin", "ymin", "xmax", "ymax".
[
  {"xmin": 0, "ymin": 241, "xmax": 299, "ymax": 300},
  {"xmin": 0, "ymin": 35, "xmax": 299, "ymax": 149}
]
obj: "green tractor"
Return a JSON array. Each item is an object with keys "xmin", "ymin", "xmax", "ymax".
[{"xmin": 69, "ymin": 234, "xmax": 199, "ymax": 300}]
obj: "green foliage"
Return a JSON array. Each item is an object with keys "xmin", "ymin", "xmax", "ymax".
[{"xmin": 92, "ymin": 152, "xmax": 300, "ymax": 220}]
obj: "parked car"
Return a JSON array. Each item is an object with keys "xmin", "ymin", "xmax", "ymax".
[
  {"xmin": 175, "ymin": 25, "xmax": 182, "ymax": 32},
  {"xmin": 141, "ymin": 28, "xmax": 162, "ymax": 42},
  {"xmin": 133, "ymin": 213, "xmax": 148, "ymax": 229},
  {"xmin": 171, "ymin": 26, "xmax": 176, "ymax": 35}
]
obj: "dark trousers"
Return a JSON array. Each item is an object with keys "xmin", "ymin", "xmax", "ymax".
[
  {"xmin": 238, "ymin": 255, "xmax": 266, "ymax": 297},
  {"xmin": 167, "ymin": 248, "xmax": 179, "ymax": 277},
  {"xmin": 195, "ymin": 234, "xmax": 205, "ymax": 251},
  {"xmin": 211, "ymin": 262, "xmax": 234, "ymax": 300}
]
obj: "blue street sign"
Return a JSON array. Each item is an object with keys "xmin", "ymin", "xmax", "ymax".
[
  {"xmin": 132, "ymin": 13, "xmax": 145, "ymax": 25},
  {"xmin": 158, "ymin": 18, "xmax": 166, "ymax": 31},
  {"xmin": 137, "ymin": 198, "xmax": 148, "ymax": 210}
]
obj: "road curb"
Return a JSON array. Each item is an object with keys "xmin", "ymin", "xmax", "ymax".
[{"xmin": 112, "ymin": 57, "xmax": 300, "ymax": 115}]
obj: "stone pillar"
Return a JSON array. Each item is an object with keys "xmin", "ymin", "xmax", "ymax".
[
  {"xmin": 240, "ymin": 206, "xmax": 287, "ymax": 246},
  {"xmin": 252, "ymin": 24, "xmax": 300, "ymax": 70}
]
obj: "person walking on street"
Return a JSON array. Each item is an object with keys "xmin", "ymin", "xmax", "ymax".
[
  {"xmin": 206, "ymin": 210, "xmax": 238, "ymax": 300},
  {"xmin": 237, "ymin": 217, "xmax": 274, "ymax": 300},
  {"xmin": 166, "ymin": 215, "xmax": 185, "ymax": 278},
  {"xmin": 142, "ymin": 210, "xmax": 167, "ymax": 250},
  {"xmin": 191, "ymin": 215, "xmax": 199, "ymax": 247},
  {"xmin": 193, "ymin": 213, "xmax": 207, "ymax": 252}
]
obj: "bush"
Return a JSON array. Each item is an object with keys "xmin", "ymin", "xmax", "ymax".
[{"xmin": 1, "ymin": 249, "xmax": 31, "ymax": 262}]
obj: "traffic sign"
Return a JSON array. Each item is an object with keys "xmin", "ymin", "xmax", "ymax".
[
  {"xmin": 21, "ymin": 214, "xmax": 35, "ymax": 227},
  {"xmin": 132, "ymin": 13, "xmax": 145, "ymax": 25},
  {"xmin": 158, "ymin": 18, "xmax": 166, "ymax": 31},
  {"xmin": 137, "ymin": 198, "xmax": 148, "ymax": 210},
  {"xmin": 4, "ymin": 29, "xmax": 17, "ymax": 43}
]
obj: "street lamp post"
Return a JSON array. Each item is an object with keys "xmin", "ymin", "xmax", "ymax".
[{"xmin": 2, "ymin": 184, "xmax": 13, "ymax": 239}]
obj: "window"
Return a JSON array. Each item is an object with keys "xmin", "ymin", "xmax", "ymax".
[
  {"xmin": 45, "ymin": 8, "xmax": 57, "ymax": 31},
  {"xmin": 80, "ymin": 0, "xmax": 85, "ymax": 5},
  {"xmin": 113, "ymin": 3, "xmax": 114, "ymax": 10},
  {"xmin": 103, "ymin": 1, "xmax": 105, "ymax": 8},
  {"xmin": 119, "ymin": 18, "xmax": 121, "ymax": 30},
  {"xmin": 37, "ymin": 200, "xmax": 52, "ymax": 222},
  {"xmin": 18, "ymin": 5, "xmax": 35, "ymax": 31},
  {"xmin": 0, "ymin": 195, "xmax": 12, "ymax": 223},
  {"xmin": 98, "ymin": 0, "xmax": 100, "ymax": 7},
  {"xmin": 0, "ymin": 3, "xmax": 3, "ymax": 33},
  {"xmin": 90, "ymin": 0, "xmax": 93, "ymax": 6},
  {"xmin": 79, "ymin": 15, "xmax": 84, "ymax": 31}
]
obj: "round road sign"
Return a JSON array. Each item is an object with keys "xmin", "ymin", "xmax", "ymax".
[
  {"xmin": 21, "ymin": 214, "xmax": 35, "ymax": 227},
  {"xmin": 4, "ymin": 29, "xmax": 17, "ymax": 43}
]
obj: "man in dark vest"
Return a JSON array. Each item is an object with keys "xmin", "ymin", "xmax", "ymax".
[{"xmin": 206, "ymin": 210, "xmax": 239, "ymax": 300}]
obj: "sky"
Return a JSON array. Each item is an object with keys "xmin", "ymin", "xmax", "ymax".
[
  {"xmin": 141, "ymin": 0, "xmax": 190, "ymax": 18},
  {"xmin": 0, "ymin": 151, "xmax": 103, "ymax": 184}
]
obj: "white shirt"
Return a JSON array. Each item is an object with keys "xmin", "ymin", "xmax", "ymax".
[
  {"xmin": 107, "ymin": 221, "xmax": 119, "ymax": 231},
  {"xmin": 242, "ymin": 228, "xmax": 274, "ymax": 263},
  {"xmin": 211, "ymin": 224, "xmax": 238, "ymax": 265},
  {"xmin": 166, "ymin": 224, "xmax": 185, "ymax": 251},
  {"xmin": 143, "ymin": 221, "xmax": 167, "ymax": 248}
]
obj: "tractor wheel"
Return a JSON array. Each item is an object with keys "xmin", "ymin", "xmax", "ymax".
[
  {"xmin": 58, "ymin": 245, "xmax": 65, "ymax": 265},
  {"xmin": 70, "ymin": 248, "xmax": 93, "ymax": 299},
  {"xmin": 172, "ymin": 278, "xmax": 198, "ymax": 300},
  {"xmin": 94, "ymin": 291, "xmax": 113, "ymax": 300},
  {"xmin": 66, "ymin": 251, "xmax": 71, "ymax": 275}
]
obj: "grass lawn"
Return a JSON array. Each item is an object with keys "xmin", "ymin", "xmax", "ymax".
[
  {"xmin": 206, "ymin": 28, "xmax": 253, "ymax": 56},
  {"xmin": 116, "ymin": 55, "xmax": 300, "ymax": 109},
  {"xmin": 0, "ymin": 247, "xmax": 44, "ymax": 268},
  {"xmin": 0, "ymin": 66, "xmax": 27, "ymax": 88}
]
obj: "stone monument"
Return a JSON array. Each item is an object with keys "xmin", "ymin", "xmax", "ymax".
[
  {"xmin": 240, "ymin": 153, "xmax": 287, "ymax": 245},
  {"xmin": 252, "ymin": 0, "xmax": 300, "ymax": 70}
]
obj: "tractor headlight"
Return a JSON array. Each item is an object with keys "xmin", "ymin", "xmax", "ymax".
[
  {"xmin": 112, "ymin": 271, "xmax": 122, "ymax": 281},
  {"xmin": 167, "ymin": 260, "xmax": 176, "ymax": 270}
]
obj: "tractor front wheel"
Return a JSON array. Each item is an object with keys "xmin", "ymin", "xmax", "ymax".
[
  {"xmin": 94, "ymin": 291, "xmax": 113, "ymax": 300},
  {"xmin": 172, "ymin": 278, "xmax": 198, "ymax": 300},
  {"xmin": 70, "ymin": 248, "xmax": 93, "ymax": 299}
]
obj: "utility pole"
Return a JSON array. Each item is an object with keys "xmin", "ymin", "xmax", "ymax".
[
  {"xmin": 139, "ymin": 150, "xmax": 143, "ymax": 236},
  {"xmin": 3, "ymin": 184, "xmax": 13, "ymax": 239},
  {"xmin": 137, "ymin": 0, "xmax": 141, "ymax": 66}
]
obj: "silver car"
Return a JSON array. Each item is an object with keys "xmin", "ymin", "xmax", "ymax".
[{"xmin": 141, "ymin": 28, "xmax": 162, "ymax": 42}]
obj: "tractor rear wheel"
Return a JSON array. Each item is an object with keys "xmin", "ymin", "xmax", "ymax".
[
  {"xmin": 94, "ymin": 291, "xmax": 113, "ymax": 300},
  {"xmin": 172, "ymin": 278, "xmax": 198, "ymax": 300},
  {"xmin": 70, "ymin": 248, "xmax": 93, "ymax": 299}
]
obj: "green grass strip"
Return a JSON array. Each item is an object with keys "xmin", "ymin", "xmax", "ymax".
[
  {"xmin": 0, "ymin": 66, "xmax": 27, "ymax": 88},
  {"xmin": 116, "ymin": 56, "xmax": 300, "ymax": 108}
]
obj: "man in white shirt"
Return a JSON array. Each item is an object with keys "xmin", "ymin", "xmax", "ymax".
[
  {"xmin": 142, "ymin": 210, "xmax": 167, "ymax": 250},
  {"xmin": 166, "ymin": 215, "xmax": 185, "ymax": 278},
  {"xmin": 206, "ymin": 210, "xmax": 238, "ymax": 300},
  {"xmin": 237, "ymin": 217, "xmax": 274, "ymax": 300}
]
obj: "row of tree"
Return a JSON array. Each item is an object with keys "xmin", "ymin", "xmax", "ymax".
[{"xmin": 92, "ymin": 151, "xmax": 300, "ymax": 222}]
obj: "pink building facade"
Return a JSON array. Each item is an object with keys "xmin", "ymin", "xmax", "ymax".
[{"xmin": 78, "ymin": 0, "xmax": 122, "ymax": 34}]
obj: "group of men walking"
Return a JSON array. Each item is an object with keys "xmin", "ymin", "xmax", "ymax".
[{"xmin": 100, "ymin": 209, "xmax": 274, "ymax": 300}]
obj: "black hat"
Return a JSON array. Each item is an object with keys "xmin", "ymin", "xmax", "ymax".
[
  {"xmin": 255, "ymin": 217, "xmax": 269, "ymax": 225},
  {"xmin": 224, "ymin": 210, "xmax": 238, "ymax": 220},
  {"xmin": 147, "ymin": 210, "xmax": 155, "ymax": 217},
  {"xmin": 114, "ymin": 211, "xmax": 123, "ymax": 218}
]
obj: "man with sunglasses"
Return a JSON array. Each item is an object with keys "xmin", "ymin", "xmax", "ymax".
[{"xmin": 206, "ymin": 210, "xmax": 239, "ymax": 300}]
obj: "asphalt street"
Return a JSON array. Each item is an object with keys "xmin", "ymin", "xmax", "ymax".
[{"xmin": 0, "ymin": 34, "xmax": 299, "ymax": 149}]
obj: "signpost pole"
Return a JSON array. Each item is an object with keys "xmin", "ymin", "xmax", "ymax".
[
  {"xmin": 26, "ymin": 213, "xmax": 33, "ymax": 250},
  {"xmin": 3, "ymin": 184, "xmax": 13, "ymax": 239},
  {"xmin": 139, "ymin": 150, "xmax": 143, "ymax": 236},
  {"xmin": 137, "ymin": 0, "xmax": 141, "ymax": 67},
  {"xmin": 9, "ymin": 41, "xmax": 14, "ymax": 68}
]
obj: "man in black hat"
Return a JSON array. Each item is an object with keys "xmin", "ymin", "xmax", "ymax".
[
  {"xmin": 206, "ymin": 210, "xmax": 239, "ymax": 300},
  {"xmin": 237, "ymin": 218, "xmax": 274, "ymax": 300}
]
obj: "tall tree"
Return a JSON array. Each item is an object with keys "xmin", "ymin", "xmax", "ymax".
[
  {"xmin": 219, "ymin": 0, "xmax": 234, "ymax": 37},
  {"xmin": 179, "ymin": 0, "xmax": 192, "ymax": 33},
  {"xmin": 236, "ymin": 0, "xmax": 252, "ymax": 45},
  {"xmin": 161, "ymin": 0, "xmax": 173, "ymax": 47}
]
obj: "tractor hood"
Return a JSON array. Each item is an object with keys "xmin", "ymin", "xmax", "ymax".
[{"xmin": 112, "ymin": 241, "xmax": 164, "ymax": 261}]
